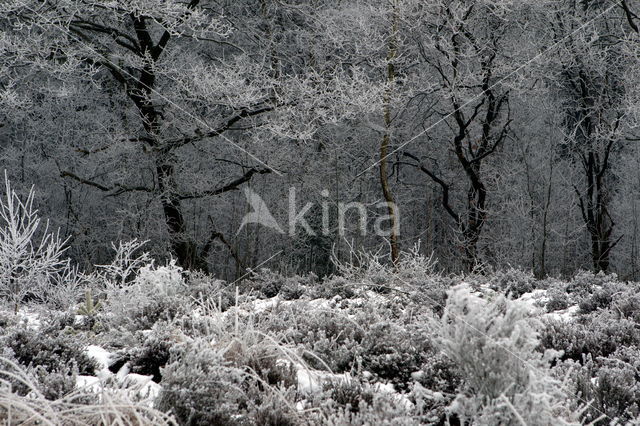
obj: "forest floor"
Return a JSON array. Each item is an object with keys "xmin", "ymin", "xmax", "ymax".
[{"xmin": 0, "ymin": 256, "xmax": 637, "ymax": 425}]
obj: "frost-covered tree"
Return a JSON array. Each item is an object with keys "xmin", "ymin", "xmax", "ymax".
[
  {"xmin": 544, "ymin": 0, "xmax": 636, "ymax": 273},
  {"xmin": 0, "ymin": 173, "xmax": 68, "ymax": 312},
  {"xmin": 0, "ymin": 0, "xmax": 382, "ymax": 271},
  {"xmin": 399, "ymin": 0, "xmax": 525, "ymax": 271}
]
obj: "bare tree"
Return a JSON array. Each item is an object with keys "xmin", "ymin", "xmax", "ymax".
[
  {"xmin": 3, "ymin": 0, "xmax": 381, "ymax": 271},
  {"xmin": 404, "ymin": 0, "xmax": 514, "ymax": 271},
  {"xmin": 550, "ymin": 1, "xmax": 629, "ymax": 272}
]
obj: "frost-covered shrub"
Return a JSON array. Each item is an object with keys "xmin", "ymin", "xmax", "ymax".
[
  {"xmin": 251, "ymin": 392, "xmax": 300, "ymax": 426},
  {"xmin": 315, "ymin": 392, "xmax": 415, "ymax": 425},
  {"xmin": 437, "ymin": 285, "xmax": 577, "ymax": 425},
  {"xmin": 489, "ymin": 267, "xmax": 537, "ymax": 298},
  {"xmin": 0, "ymin": 356, "xmax": 78, "ymax": 401},
  {"xmin": 28, "ymin": 310, "xmax": 75, "ymax": 334},
  {"xmin": 185, "ymin": 271, "xmax": 235, "ymax": 310},
  {"xmin": 309, "ymin": 275, "xmax": 356, "ymax": 299},
  {"xmin": 134, "ymin": 296, "xmax": 186, "ymax": 330},
  {"xmin": 2, "ymin": 329, "xmax": 97, "ymax": 376},
  {"xmin": 323, "ymin": 379, "xmax": 374, "ymax": 413},
  {"xmin": 31, "ymin": 364, "xmax": 78, "ymax": 400},
  {"xmin": 360, "ymin": 322, "xmax": 433, "ymax": 391},
  {"xmin": 96, "ymin": 239, "xmax": 151, "ymax": 287},
  {"xmin": 577, "ymin": 281, "xmax": 628, "ymax": 314},
  {"xmin": 37, "ymin": 266, "xmax": 92, "ymax": 311},
  {"xmin": 136, "ymin": 260, "xmax": 184, "ymax": 293},
  {"xmin": 331, "ymin": 245, "xmax": 439, "ymax": 296},
  {"xmin": 244, "ymin": 268, "xmax": 318, "ymax": 300},
  {"xmin": 566, "ymin": 270, "xmax": 616, "ymax": 295},
  {"xmin": 0, "ymin": 174, "xmax": 70, "ymax": 312},
  {"xmin": 540, "ymin": 311, "xmax": 640, "ymax": 362},
  {"xmin": 545, "ymin": 285, "xmax": 571, "ymax": 312},
  {"xmin": 243, "ymin": 268, "xmax": 286, "ymax": 298},
  {"xmin": 540, "ymin": 321, "xmax": 591, "ymax": 363},
  {"xmin": 408, "ymin": 278, "xmax": 450, "ymax": 316},
  {"xmin": 0, "ymin": 356, "xmax": 174, "ymax": 425},
  {"xmin": 157, "ymin": 339, "xmax": 298, "ymax": 426},
  {"xmin": 573, "ymin": 351, "xmax": 640, "ymax": 424},
  {"xmin": 102, "ymin": 259, "xmax": 190, "ymax": 330},
  {"xmin": 413, "ymin": 351, "xmax": 462, "ymax": 396},
  {"xmin": 280, "ymin": 306, "xmax": 365, "ymax": 372},
  {"xmin": 126, "ymin": 322, "xmax": 186, "ymax": 382},
  {"xmin": 0, "ymin": 310, "xmax": 16, "ymax": 328},
  {"xmin": 279, "ymin": 277, "xmax": 306, "ymax": 300},
  {"xmin": 157, "ymin": 342, "xmax": 250, "ymax": 425},
  {"xmin": 612, "ymin": 291, "xmax": 640, "ymax": 323},
  {"xmin": 212, "ymin": 334, "xmax": 298, "ymax": 391}
]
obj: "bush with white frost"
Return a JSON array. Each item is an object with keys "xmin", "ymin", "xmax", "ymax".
[
  {"xmin": 436, "ymin": 285, "xmax": 580, "ymax": 425},
  {"xmin": 0, "ymin": 356, "xmax": 176, "ymax": 425},
  {"xmin": 0, "ymin": 173, "xmax": 70, "ymax": 312},
  {"xmin": 101, "ymin": 257, "xmax": 188, "ymax": 330},
  {"xmin": 96, "ymin": 239, "xmax": 151, "ymax": 287}
]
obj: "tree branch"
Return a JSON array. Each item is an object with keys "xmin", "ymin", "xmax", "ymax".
[
  {"xmin": 152, "ymin": 0, "xmax": 201, "ymax": 60},
  {"xmin": 61, "ymin": 171, "xmax": 153, "ymax": 196},
  {"xmin": 403, "ymin": 152, "xmax": 460, "ymax": 224},
  {"xmin": 159, "ymin": 105, "xmax": 274, "ymax": 153},
  {"xmin": 178, "ymin": 167, "xmax": 271, "ymax": 200},
  {"xmin": 69, "ymin": 20, "xmax": 141, "ymax": 54},
  {"xmin": 621, "ymin": 0, "xmax": 639, "ymax": 32}
]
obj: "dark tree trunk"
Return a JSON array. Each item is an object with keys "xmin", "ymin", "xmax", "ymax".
[{"xmin": 577, "ymin": 151, "xmax": 615, "ymax": 273}]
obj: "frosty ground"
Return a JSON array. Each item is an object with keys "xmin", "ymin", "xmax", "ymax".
[{"xmin": 1, "ymin": 248, "xmax": 638, "ymax": 425}]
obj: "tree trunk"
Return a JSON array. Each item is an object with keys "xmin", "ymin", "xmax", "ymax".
[
  {"xmin": 128, "ymin": 14, "xmax": 204, "ymax": 270},
  {"xmin": 379, "ymin": 0, "xmax": 400, "ymax": 265}
]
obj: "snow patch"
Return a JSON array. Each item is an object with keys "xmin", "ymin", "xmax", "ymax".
[
  {"xmin": 251, "ymin": 297, "xmax": 282, "ymax": 313},
  {"xmin": 518, "ymin": 289, "xmax": 549, "ymax": 305},
  {"xmin": 544, "ymin": 305, "xmax": 579, "ymax": 322},
  {"xmin": 120, "ymin": 373, "xmax": 162, "ymax": 401},
  {"xmin": 85, "ymin": 345, "xmax": 113, "ymax": 372},
  {"xmin": 76, "ymin": 375, "xmax": 102, "ymax": 392},
  {"xmin": 17, "ymin": 310, "xmax": 41, "ymax": 330},
  {"xmin": 294, "ymin": 364, "xmax": 350, "ymax": 394}
]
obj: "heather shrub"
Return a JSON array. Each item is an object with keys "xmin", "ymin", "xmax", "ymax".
[
  {"xmin": 544, "ymin": 280, "xmax": 572, "ymax": 312},
  {"xmin": 436, "ymin": 285, "xmax": 578, "ymax": 424},
  {"xmin": 566, "ymin": 271, "xmax": 616, "ymax": 296},
  {"xmin": 574, "ymin": 352, "xmax": 640, "ymax": 424},
  {"xmin": 30, "ymin": 364, "xmax": 78, "ymax": 400},
  {"xmin": 577, "ymin": 281, "xmax": 628, "ymax": 314},
  {"xmin": 315, "ymin": 391, "xmax": 416, "ymax": 425},
  {"xmin": 2, "ymin": 329, "xmax": 97, "ymax": 376},
  {"xmin": 323, "ymin": 379, "xmax": 374, "ymax": 413},
  {"xmin": 279, "ymin": 277, "xmax": 306, "ymax": 300},
  {"xmin": 279, "ymin": 305, "xmax": 365, "ymax": 372},
  {"xmin": 186, "ymin": 272, "xmax": 239, "ymax": 313},
  {"xmin": 101, "ymin": 259, "xmax": 190, "ymax": 330},
  {"xmin": 489, "ymin": 267, "xmax": 537, "ymax": 298},
  {"xmin": 408, "ymin": 279, "xmax": 450, "ymax": 316},
  {"xmin": 157, "ymin": 343, "xmax": 249, "ymax": 425},
  {"xmin": 245, "ymin": 268, "xmax": 286, "ymax": 298},
  {"xmin": 540, "ymin": 311, "xmax": 640, "ymax": 362},
  {"xmin": 0, "ymin": 356, "xmax": 174, "ymax": 425},
  {"xmin": 126, "ymin": 322, "xmax": 188, "ymax": 382},
  {"xmin": 360, "ymin": 321, "xmax": 433, "ymax": 391},
  {"xmin": 240, "ymin": 268, "xmax": 319, "ymax": 301},
  {"xmin": 157, "ymin": 339, "xmax": 299, "ymax": 426},
  {"xmin": 309, "ymin": 275, "xmax": 357, "ymax": 299},
  {"xmin": 613, "ymin": 291, "xmax": 640, "ymax": 322},
  {"xmin": 413, "ymin": 350, "xmax": 462, "ymax": 395}
]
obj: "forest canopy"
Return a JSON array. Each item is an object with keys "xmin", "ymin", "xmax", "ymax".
[{"xmin": 1, "ymin": 0, "xmax": 640, "ymax": 279}]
